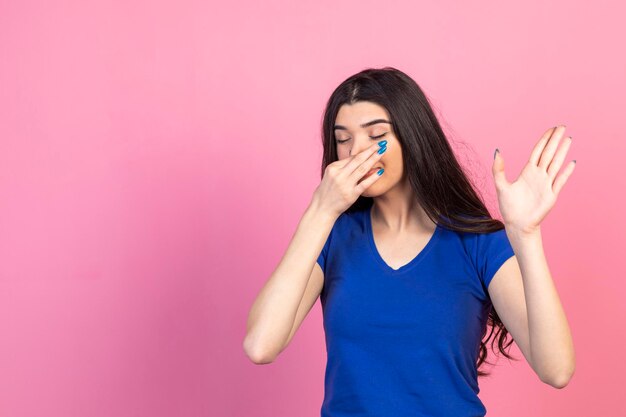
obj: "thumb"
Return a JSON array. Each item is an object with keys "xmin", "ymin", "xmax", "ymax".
[{"xmin": 492, "ymin": 148, "xmax": 508, "ymax": 189}]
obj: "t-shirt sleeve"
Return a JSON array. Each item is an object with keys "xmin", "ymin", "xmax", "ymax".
[
  {"xmin": 316, "ymin": 232, "xmax": 332, "ymax": 273},
  {"xmin": 475, "ymin": 228, "xmax": 516, "ymax": 290},
  {"xmin": 316, "ymin": 213, "xmax": 344, "ymax": 274}
]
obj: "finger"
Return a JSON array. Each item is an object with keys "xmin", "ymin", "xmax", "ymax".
[
  {"xmin": 492, "ymin": 149, "xmax": 509, "ymax": 190},
  {"xmin": 553, "ymin": 160, "xmax": 576, "ymax": 196},
  {"xmin": 336, "ymin": 143, "xmax": 380, "ymax": 170},
  {"xmin": 529, "ymin": 126, "xmax": 558, "ymax": 166},
  {"xmin": 350, "ymin": 145, "xmax": 386, "ymax": 185},
  {"xmin": 341, "ymin": 142, "xmax": 385, "ymax": 175},
  {"xmin": 355, "ymin": 166, "xmax": 384, "ymax": 194},
  {"xmin": 547, "ymin": 136, "xmax": 572, "ymax": 181},
  {"xmin": 538, "ymin": 125, "xmax": 566, "ymax": 170},
  {"xmin": 553, "ymin": 160, "xmax": 576, "ymax": 195}
]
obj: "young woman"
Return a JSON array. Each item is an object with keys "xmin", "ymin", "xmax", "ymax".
[{"xmin": 244, "ymin": 67, "xmax": 576, "ymax": 416}]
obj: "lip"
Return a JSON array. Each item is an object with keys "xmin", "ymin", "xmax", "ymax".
[{"xmin": 363, "ymin": 166, "xmax": 383, "ymax": 178}]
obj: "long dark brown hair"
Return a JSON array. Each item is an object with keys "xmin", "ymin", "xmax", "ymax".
[{"xmin": 319, "ymin": 66, "xmax": 518, "ymax": 377}]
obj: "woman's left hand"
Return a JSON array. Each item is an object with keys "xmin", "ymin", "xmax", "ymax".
[{"xmin": 492, "ymin": 125, "xmax": 576, "ymax": 235}]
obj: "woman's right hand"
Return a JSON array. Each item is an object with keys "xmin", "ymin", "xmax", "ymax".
[{"xmin": 312, "ymin": 141, "xmax": 387, "ymax": 218}]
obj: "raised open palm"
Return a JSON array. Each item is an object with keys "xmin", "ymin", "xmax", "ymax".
[{"xmin": 492, "ymin": 125, "xmax": 576, "ymax": 235}]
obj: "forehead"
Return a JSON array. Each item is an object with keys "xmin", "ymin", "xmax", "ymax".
[{"xmin": 334, "ymin": 101, "xmax": 390, "ymax": 130}]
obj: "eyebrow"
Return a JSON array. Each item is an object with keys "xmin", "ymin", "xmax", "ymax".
[{"xmin": 333, "ymin": 119, "xmax": 393, "ymax": 131}]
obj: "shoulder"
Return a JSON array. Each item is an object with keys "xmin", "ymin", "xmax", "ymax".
[
  {"xmin": 437, "ymin": 215, "xmax": 509, "ymax": 250},
  {"xmin": 437, "ymin": 217, "xmax": 515, "ymax": 290},
  {"xmin": 322, "ymin": 209, "xmax": 353, "ymax": 247},
  {"xmin": 446, "ymin": 223, "xmax": 512, "ymax": 263},
  {"xmin": 336, "ymin": 206, "xmax": 367, "ymax": 229}
]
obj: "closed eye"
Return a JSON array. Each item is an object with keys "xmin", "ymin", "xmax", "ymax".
[{"xmin": 336, "ymin": 133, "xmax": 387, "ymax": 144}]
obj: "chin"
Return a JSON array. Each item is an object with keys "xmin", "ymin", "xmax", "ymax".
[{"xmin": 361, "ymin": 181, "xmax": 387, "ymax": 197}]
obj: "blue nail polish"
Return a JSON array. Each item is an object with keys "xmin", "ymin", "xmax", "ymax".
[
  {"xmin": 377, "ymin": 146, "xmax": 387, "ymax": 154},
  {"xmin": 377, "ymin": 168, "xmax": 384, "ymax": 175},
  {"xmin": 378, "ymin": 140, "xmax": 387, "ymax": 147}
]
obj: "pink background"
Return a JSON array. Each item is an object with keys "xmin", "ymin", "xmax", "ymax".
[{"xmin": 1, "ymin": 1, "xmax": 624, "ymax": 416}]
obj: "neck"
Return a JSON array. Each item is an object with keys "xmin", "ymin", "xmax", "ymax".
[{"xmin": 370, "ymin": 178, "xmax": 435, "ymax": 233}]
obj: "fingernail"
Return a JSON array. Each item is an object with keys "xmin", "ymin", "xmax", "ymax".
[
  {"xmin": 494, "ymin": 148, "xmax": 499, "ymax": 159},
  {"xmin": 377, "ymin": 146, "xmax": 387, "ymax": 154},
  {"xmin": 378, "ymin": 140, "xmax": 387, "ymax": 147},
  {"xmin": 377, "ymin": 168, "xmax": 384, "ymax": 175}
]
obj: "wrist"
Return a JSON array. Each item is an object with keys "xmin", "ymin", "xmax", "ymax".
[
  {"xmin": 307, "ymin": 197, "xmax": 339, "ymax": 225},
  {"xmin": 504, "ymin": 223, "xmax": 542, "ymax": 241}
]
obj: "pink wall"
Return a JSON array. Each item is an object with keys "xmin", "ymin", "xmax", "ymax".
[{"xmin": 0, "ymin": 1, "xmax": 624, "ymax": 416}]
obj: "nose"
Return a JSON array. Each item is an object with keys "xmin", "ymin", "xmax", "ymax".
[{"xmin": 349, "ymin": 137, "xmax": 372, "ymax": 157}]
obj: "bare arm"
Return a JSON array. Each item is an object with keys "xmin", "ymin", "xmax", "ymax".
[
  {"xmin": 490, "ymin": 228, "xmax": 575, "ymax": 388},
  {"xmin": 243, "ymin": 140, "xmax": 387, "ymax": 364},
  {"xmin": 490, "ymin": 125, "xmax": 576, "ymax": 388},
  {"xmin": 243, "ymin": 198, "xmax": 337, "ymax": 364}
]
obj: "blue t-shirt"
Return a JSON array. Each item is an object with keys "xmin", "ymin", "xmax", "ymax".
[{"xmin": 316, "ymin": 204, "xmax": 515, "ymax": 417}]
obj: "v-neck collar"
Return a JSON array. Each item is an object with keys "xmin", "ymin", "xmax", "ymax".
[{"xmin": 365, "ymin": 204, "xmax": 442, "ymax": 275}]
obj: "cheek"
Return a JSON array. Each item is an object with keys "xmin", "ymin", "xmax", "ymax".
[{"xmin": 380, "ymin": 146, "xmax": 401, "ymax": 166}]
